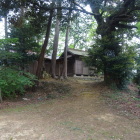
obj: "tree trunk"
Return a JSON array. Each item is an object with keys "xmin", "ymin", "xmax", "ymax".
[
  {"xmin": 36, "ymin": 10, "xmax": 54, "ymax": 79},
  {"xmin": 104, "ymin": 71, "xmax": 122, "ymax": 88},
  {"xmin": 61, "ymin": 9, "xmax": 72, "ymax": 79},
  {"xmin": 104, "ymin": 68, "xmax": 113, "ymax": 85},
  {"xmin": 63, "ymin": 22, "xmax": 70, "ymax": 78},
  {"xmin": 4, "ymin": 15, "xmax": 8, "ymax": 39},
  {"xmin": 51, "ymin": 0, "xmax": 61, "ymax": 78},
  {"xmin": 19, "ymin": 5, "xmax": 25, "ymax": 26},
  {"xmin": 51, "ymin": 18, "xmax": 60, "ymax": 78}
]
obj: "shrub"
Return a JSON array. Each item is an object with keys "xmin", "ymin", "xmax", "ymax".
[{"xmin": 0, "ymin": 67, "xmax": 36, "ymax": 99}]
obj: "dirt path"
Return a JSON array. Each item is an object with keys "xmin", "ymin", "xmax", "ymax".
[{"xmin": 0, "ymin": 80, "xmax": 140, "ymax": 140}]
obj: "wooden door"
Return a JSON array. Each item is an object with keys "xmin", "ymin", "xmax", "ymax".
[{"xmin": 75, "ymin": 60, "xmax": 83, "ymax": 75}]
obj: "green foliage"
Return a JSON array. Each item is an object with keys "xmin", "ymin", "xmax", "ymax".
[
  {"xmin": 134, "ymin": 54, "xmax": 140, "ymax": 85},
  {"xmin": 134, "ymin": 73, "xmax": 140, "ymax": 85},
  {"xmin": 0, "ymin": 67, "xmax": 36, "ymax": 99},
  {"xmin": 85, "ymin": 44, "xmax": 104, "ymax": 73},
  {"xmin": 105, "ymin": 51, "xmax": 135, "ymax": 87},
  {"xmin": 0, "ymin": 38, "xmax": 18, "ymax": 45},
  {"xmin": 10, "ymin": 24, "xmax": 41, "ymax": 53},
  {"xmin": 0, "ymin": 31, "xmax": 38, "ymax": 99},
  {"xmin": 86, "ymin": 34, "xmax": 136, "ymax": 88},
  {"xmin": 0, "ymin": 38, "xmax": 21, "ymax": 66},
  {"xmin": 9, "ymin": 23, "xmax": 41, "ymax": 66},
  {"xmin": 69, "ymin": 12, "xmax": 93, "ymax": 50},
  {"xmin": 136, "ymin": 22, "xmax": 140, "ymax": 35}
]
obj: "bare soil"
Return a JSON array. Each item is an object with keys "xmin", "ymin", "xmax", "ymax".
[{"xmin": 0, "ymin": 78, "xmax": 140, "ymax": 140}]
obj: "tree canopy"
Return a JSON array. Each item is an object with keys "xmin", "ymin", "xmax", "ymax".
[{"xmin": 0, "ymin": 0, "xmax": 140, "ymax": 88}]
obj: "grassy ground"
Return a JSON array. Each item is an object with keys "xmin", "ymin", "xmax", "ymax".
[
  {"xmin": 0, "ymin": 78, "xmax": 140, "ymax": 140},
  {"xmin": 101, "ymin": 83, "xmax": 140, "ymax": 119}
]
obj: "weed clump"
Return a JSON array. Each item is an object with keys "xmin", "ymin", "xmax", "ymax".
[{"xmin": 39, "ymin": 81, "xmax": 71, "ymax": 99}]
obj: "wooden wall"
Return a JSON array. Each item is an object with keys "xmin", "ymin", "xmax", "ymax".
[
  {"xmin": 25, "ymin": 60, "xmax": 38, "ymax": 75},
  {"xmin": 74, "ymin": 59, "xmax": 89, "ymax": 76},
  {"xmin": 43, "ymin": 56, "xmax": 90, "ymax": 77}
]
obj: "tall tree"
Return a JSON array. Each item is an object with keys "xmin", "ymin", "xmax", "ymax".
[
  {"xmin": 36, "ymin": 1, "xmax": 55, "ymax": 79},
  {"xmin": 51, "ymin": 19, "xmax": 60, "ymax": 78},
  {"xmin": 83, "ymin": 0, "xmax": 140, "ymax": 88},
  {"xmin": 36, "ymin": 10, "xmax": 54, "ymax": 78},
  {"xmin": 51, "ymin": 0, "xmax": 62, "ymax": 78},
  {"xmin": 62, "ymin": 6, "xmax": 72, "ymax": 78}
]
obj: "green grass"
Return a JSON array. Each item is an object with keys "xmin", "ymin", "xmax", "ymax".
[
  {"xmin": 1, "ymin": 102, "xmax": 45, "ymax": 113},
  {"xmin": 101, "ymin": 131, "xmax": 124, "ymax": 139}
]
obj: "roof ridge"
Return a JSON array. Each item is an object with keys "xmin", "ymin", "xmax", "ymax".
[{"xmin": 68, "ymin": 48, "xmax": 87, "ymax": 52}]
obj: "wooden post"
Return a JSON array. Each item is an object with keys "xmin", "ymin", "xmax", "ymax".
[{"xmin": 0, "ymin": 88, "xmax": 2, "ymax": 103}]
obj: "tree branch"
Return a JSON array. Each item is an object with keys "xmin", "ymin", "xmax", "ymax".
[
  {"xmin": 116, "ymin": 24, "xmax": 138, "ymax": 29},
  {"xmin": 108, "ymin": 0, "xmax": 140, "ymax": 25},
  {"xmin": 57, "ymin": 7, "xmax": 94, "ymax": 15},
  {"xmin": 44, "ymin": 6, "xmax": 94, "ymax": 15},
  {"xmin": 123, "ymin": 0, "xmax": 135, "ymax": 7},
  {"xmin": 129, "ymin": 6, "xmax": 140, "ymax": 13},
  {"xmin": 28, "ymin": 1, "xmax": 94, "ymax": 16},
  {"xmin": 72, "ymin": 0, "xmax": 86, "ymax": 12},
  {"xmin": 71, "ymin": 0, "xmax": 104, "ymax": 18},
  {"xmin": 112, "ymin": 15, "xmax": 137, "ymax": 23}
]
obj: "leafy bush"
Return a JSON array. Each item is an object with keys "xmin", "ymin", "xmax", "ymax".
[{"xmin": 0, "ymin": 67, "xmax": 36, "ymax": 99}]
